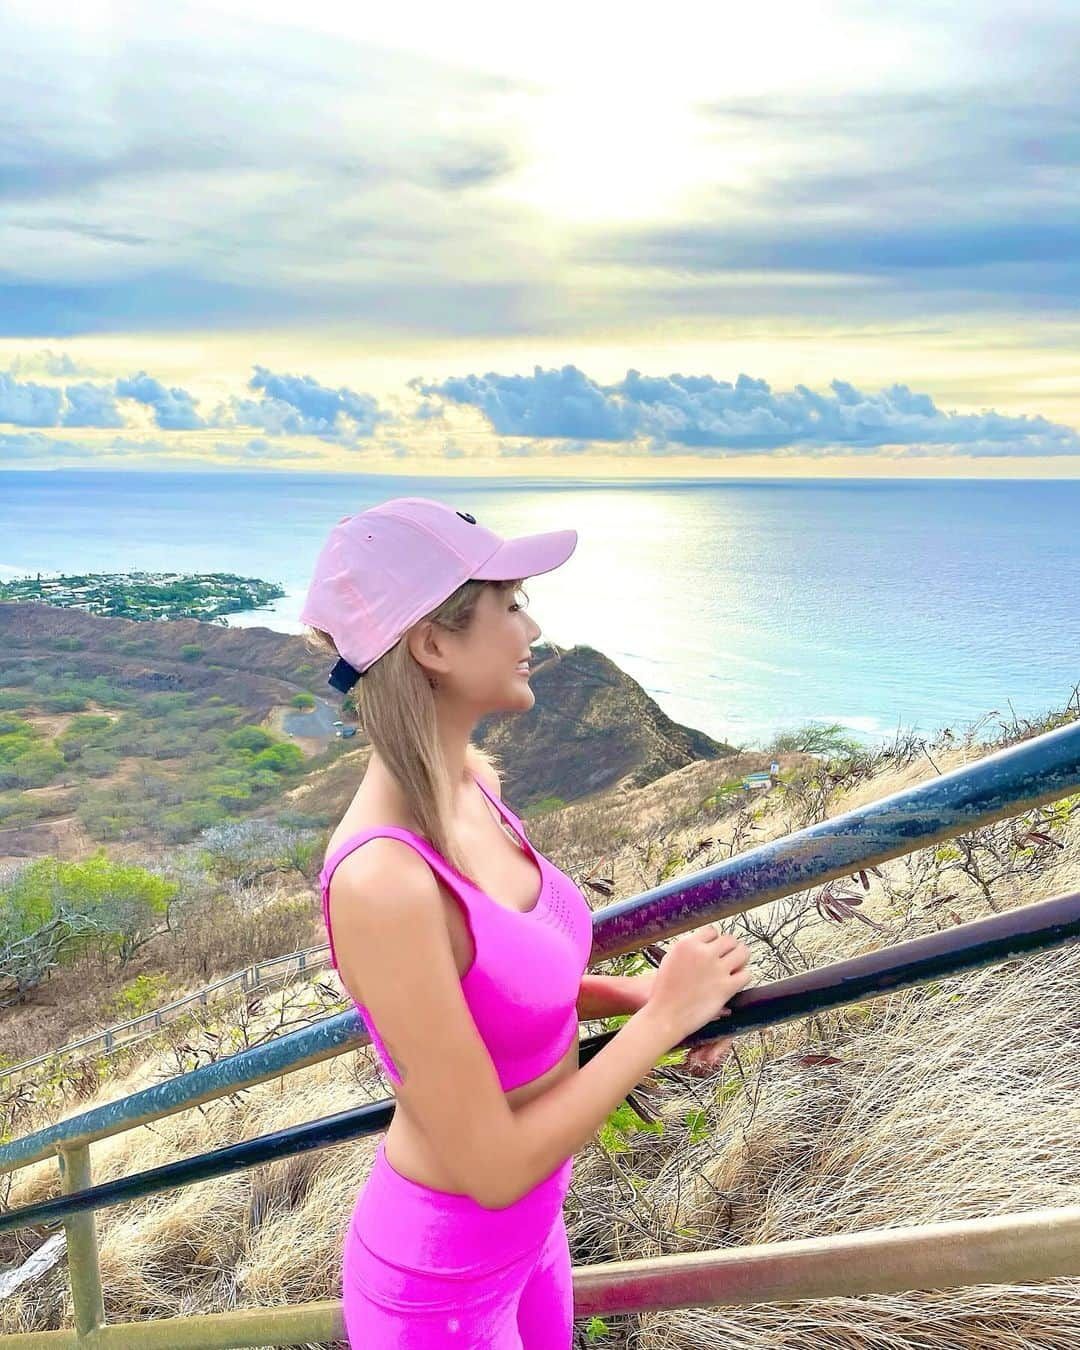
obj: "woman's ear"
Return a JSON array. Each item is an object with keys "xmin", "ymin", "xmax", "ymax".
[{"xmin": 407, "ymin": 619, "xmax": 437, "ymax": 670}]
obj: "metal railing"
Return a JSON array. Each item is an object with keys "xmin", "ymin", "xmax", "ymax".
[
  {"xmin": 2, "ymin": 717, "xmax": 1078, "ymax": 1345},
  {"xmin": 0, "ymin": 945, "xmax": 333, "ymax": 1087}
]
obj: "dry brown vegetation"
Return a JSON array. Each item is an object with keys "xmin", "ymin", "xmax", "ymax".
[
  {"xmin": 1, "ymin": 696, "xmax": 1078, "ymax": 1347},
  {"xmin": 0, "ymin": 874, "xmax": 322, "ymax": 1072}
]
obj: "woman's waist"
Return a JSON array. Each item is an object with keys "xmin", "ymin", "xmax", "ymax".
[{"xmin": 351, "ymin": 1135, "xmax": 573, "ymax": 1274}]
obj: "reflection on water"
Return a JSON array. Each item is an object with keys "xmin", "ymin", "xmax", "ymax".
[{"xmin": 2, "ymin": 471, "xmax": 1075, "ymax": 750}]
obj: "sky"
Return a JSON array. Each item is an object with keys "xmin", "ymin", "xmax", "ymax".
[{"xmin": 1, "ymin": 0, "xmax": 1078, "ymax": 479}]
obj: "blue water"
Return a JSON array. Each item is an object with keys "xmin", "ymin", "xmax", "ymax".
[{"xmin": 1, "ymin": 469, "xmax": 1077, "ymax": 750}]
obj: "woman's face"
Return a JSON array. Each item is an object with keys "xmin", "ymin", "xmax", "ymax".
[{"xmin": 416, "ymin": 582, "xmax": 542, "ymax": 711}]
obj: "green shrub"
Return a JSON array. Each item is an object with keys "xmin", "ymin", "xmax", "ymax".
[
  {"xmin": 225, "ymin": 725, "xmax": 276, "ymax": 753},
  {"xmin": 79, "ymin": 747, "xmax": 122, "ymax": 778},
  {"xmin": 57, "ymin": 713, "xmax": 114, "ymax": 762},
  {"xmin": 39, "ymin": 693, "xmax": 90, "ymax": 713},
  {"xmin": 1, "ymin": 850, "xmax": 177, "ymax": 970},
  {"xmin": 251, "ymin": 743, "xmax": 304, "ymax": 773},
  {"xmin": 526, "ymin": 795, "xmax": 565, "ymax": 816},
  {"xmin": 158, "ymin": 800, "xmax": 228, "ymax": 842},
  {"xmin": 0, "ymin": 793, "xmax": 37, "ymax": 827},
  {"xmin": 0, "ymin": 721, "xmax": 65, "ymax": 788},
  {"xmin": 110, "ymin": 972, "xmax": 171, "ymax": 1020}
]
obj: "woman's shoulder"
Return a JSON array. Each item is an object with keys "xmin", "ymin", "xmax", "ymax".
[
  {"xmin": 325, "ymin": 834, "xmax": 446, "ymax": 926},
  {"xmin": 322, "ymin": 791, "xmax": 419, "ymax": 883}
]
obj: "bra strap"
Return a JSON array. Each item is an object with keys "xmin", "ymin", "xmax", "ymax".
[
  {"xmin": 471, "ymin": 772, "xmax": 530, "ymax": 840},
  {"xmin": 320, "ymin": 825, "xmax": 466, "ymax": 896},
  {"xmin": 319, "ymin": 826, "xmax": 483, "ymax": 980}
]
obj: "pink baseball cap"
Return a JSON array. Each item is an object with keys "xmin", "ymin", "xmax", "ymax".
[{"xmin": 300, "ymin": 496, "xmax": 578, "ymax": 692}]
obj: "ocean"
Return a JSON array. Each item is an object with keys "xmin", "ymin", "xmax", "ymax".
[{"xmin": 1, "ymin": 469, "xmax": 1076, "ymax": 751}]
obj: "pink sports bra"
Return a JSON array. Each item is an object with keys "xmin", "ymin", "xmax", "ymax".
[{"xmin": 318, "ymin": 773, "xmax": 594, "ymax": 1092}]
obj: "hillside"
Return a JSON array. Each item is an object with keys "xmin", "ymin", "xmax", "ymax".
[
  {"xmin": 0, "ymin": 599, "xmax": 321, "ymax": 691},
  {"xmin": 2, "ymin": 697, "xmax": 1076, "ymax": 1345},
  {"xmin": 0, "ymin": 604, "xmax": 736, "ymax": 865},
  {"xmin": 0, "ymin": 602, "xmax": 742, "ymax": 1065}
]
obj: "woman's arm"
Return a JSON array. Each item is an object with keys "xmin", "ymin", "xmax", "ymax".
[{"xmin": 575, "ymin": 972, "xmax": 652, "ymax": 1020}]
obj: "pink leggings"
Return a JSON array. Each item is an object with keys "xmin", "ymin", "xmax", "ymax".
[{"xmin": 342, "ymin": 1137, "xmax": 576, "ymax": 1347}]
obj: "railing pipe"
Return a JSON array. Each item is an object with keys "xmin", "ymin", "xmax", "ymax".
[
  {"xmin": 593, "ymin": 717, "xmax": 1080, "ymax": 958},
  {"xmin": 2, "ymin": 1205, "xmax": 1078, "ymax": 1346},
  {"xmin": 0, "ymin": 945, "xmax": 332, "ymax": 1087},
  {"xmin": 0, "ymin": 1016, "xmax": 360, "ymax": 1176},
  {"xmin": 56, "ymin": 1144, "xmax": 104, "ymax": 1338},
  {"xmin": 2, "ymin": 719, "xmax": 1074, "ymax": 1181},
  {"xmin": 3, "ymin": 889, "xmax": 1075, "ymax": 1234},
  {"xmin": 571, "ymin": 1203, "xmax": 1080, "ymax": 1315}
]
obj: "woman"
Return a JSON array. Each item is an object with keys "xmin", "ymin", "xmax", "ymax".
[{"xmin": 300, "ymin": 496, "xmax": 753, "ymax": 1348}]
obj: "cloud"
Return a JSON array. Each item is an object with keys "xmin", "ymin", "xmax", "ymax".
[
  {"xmin": 410, "ymin": 366, "xmax": 640, "ymax": 441},
  {"xmin": 0, "ymin": 431, "xmax": 168, "ymax": 463},
  {"xmin": 2, "ymin": 352, "xmax": 1076, "ymax": 464},
  {"xmin": 0, "ymin": 373, "xmax": 63, "ymax": 426},
  {"xmin": 115, "ymin": 372, "xmax": 208, "ymax": 430},
  {"xmin": 224, "ymin": 364, "xmax": 395, "ymax": 443},
  {"xmin": 578, "ymin": 62, "xmax": 1080, "ymax": 314},
  {"xmin": 209, "ymin": 438, "xmax": 312, "ymax": 461},
  {"xmin": 0, "ymin": 368, "xmax": 157, "ymax": 428},
  {"xmin": 0, "ymin": 11, "xmax": 530, "ymax": 337},
  {"xmin": 6, "ymin": 348, "xmax": 90, "ymax": 377},
  {"xmin": 0, "ymin": 430, "xmax": 82, "ymax": 462},
  {"xmin": 416, "ymin": 364, "xmax": 1080, "ymax": 457},
  {"xmin": 2, "ymin": 6, "xmax": 1077, "ymax": 339},
  {"xmin": 60, "ymin": 381, "xmax": 126, "ymax": 428},
  {"xmin": 0, "ymin": 429, "xmax": 322, "ymax": 470},
  {"xmin": 0, "ymin": 357, "xmax": 396, "ymax": 446}
]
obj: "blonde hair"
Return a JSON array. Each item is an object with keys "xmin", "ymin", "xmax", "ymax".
[{"xmin": 305, "ymin": 576, "xmax": 529, "ymax": 883}]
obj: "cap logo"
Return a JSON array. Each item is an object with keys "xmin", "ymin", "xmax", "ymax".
[{"xmin": 455, "ymin": 510, "xmax": 477, "ymax": 524}]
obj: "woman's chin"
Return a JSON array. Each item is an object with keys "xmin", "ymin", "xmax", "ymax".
[{"xmin": 506, "ymin": 677, "xmax": 535, "ymax": 707}]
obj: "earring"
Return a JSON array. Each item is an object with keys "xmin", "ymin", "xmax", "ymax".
[{"xmin": 428, "ymin": 675, "xmax": 439, "ymax": 690}]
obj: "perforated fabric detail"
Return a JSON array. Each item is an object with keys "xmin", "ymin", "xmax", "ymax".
[{"xmin": 319, "ymin": 778, "xmax": 593, "ymax": 1093}]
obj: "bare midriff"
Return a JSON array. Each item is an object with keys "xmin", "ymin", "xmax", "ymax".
[
  {"xmin": 384, "ymin": 1019, "xmax": 579, "ymax": 1194},
  {"xmin": 326, "ymin": 770, "xmax": 578, "ymax": 1195}
]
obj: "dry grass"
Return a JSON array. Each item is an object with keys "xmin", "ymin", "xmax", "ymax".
[
  {"xmin": 1, "ymin": 710, "xmax": 1078, "ymax": 1347},
  {"xmin": 0, "ymin": 878, "xmax": 322, "ymax": 1070}
]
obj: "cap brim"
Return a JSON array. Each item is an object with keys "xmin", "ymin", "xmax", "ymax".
[{"xmin": 470, "ymin": 528, "xmax": 577, "ymax": 581}]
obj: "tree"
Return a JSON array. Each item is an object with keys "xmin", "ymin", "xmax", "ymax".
[
  {"xmin": 765, "ymin": 721, "xmax": 864, "ymax": 758},
  {"xmin": 0, "ymin": 851, "xmax": 178, "ymax": 974},
  {"xmin": 225, "ymin": 726, "xmax": 276, "ymax": 753},
  {"xmin": 195, "ymin": 818, "xmax": 319, "ymax": 887},
  {"xmin": 0, "ymin": 910, "xmax": 105, "ymax": 1006},
  {"xmin": 251, "ymin": 743, "xmax": 304, "ymax": 773}
]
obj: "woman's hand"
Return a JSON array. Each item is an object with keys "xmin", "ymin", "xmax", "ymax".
[{"xmin": 627, "ymin": 970, "xmax": 738, "ymax": 1075}]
